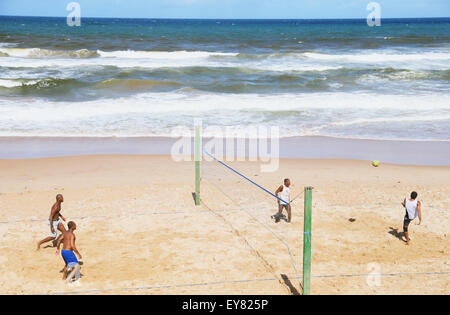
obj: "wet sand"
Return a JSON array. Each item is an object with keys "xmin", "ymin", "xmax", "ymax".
[{"xmin": 1, "ymin": 136, "xmax": 449, "ymax": 165}]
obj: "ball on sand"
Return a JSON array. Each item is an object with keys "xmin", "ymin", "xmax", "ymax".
[{"xmin": 372, "ymin": 160, "xmax": 380, "ymax": 167}]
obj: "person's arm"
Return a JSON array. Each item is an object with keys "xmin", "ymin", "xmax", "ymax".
[
  {"xmin": 49, "ymin": 206, "xmax": 57, "ymax": 234},
  {"xmin": 59, "ymin": 213, "xmax": 66, "ymax": 222},
  {"xmin": 55, "ymin": 233, "xmax": 64, "ymax": 255},
  {"xmin": 401, "ymin": 198, "xmax": 406, "ymax": 208},
  {"xmin": 71, "ymin": 236, "xmax": 82, "ymax": 260},
  {"xmin": 417, "ymin": 201, "xmax": 422, "ymax": 225}
]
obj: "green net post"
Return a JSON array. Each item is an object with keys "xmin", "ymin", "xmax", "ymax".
[
  {"xmin": 303, "ymin": 186, "xmax": 313, "ymax": 295},
  {"xmin": 194, "ymin": 124, "xmax": 201, "ymax": 206}
]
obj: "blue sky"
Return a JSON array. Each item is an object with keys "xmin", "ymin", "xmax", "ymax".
[{"xmin": 0, "ymin": 0, "xmax": 449, "ymax": 19}]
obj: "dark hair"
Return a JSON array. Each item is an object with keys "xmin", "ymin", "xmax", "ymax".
[
  {"xmin": 411, "ymin": 191, "xmax": 418, "ymax": 199},
  {"xmin": 68, "ymin": 221, "xmax": 76, "ymax": 229},
  {"xmin": 284, "ymin": 178, "xmax": 290, "ymax": 184}
]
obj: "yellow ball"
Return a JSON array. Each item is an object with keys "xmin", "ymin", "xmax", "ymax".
[{"xmin": 372, "ymin": 160, "xmax": 380, "ymax": 167}]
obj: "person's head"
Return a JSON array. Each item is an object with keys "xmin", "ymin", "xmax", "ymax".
[
  {"xmin": 284, "ymin": 178, "xmax": 290, "ymax": 187},
  {"xmin": 68, "ymin": 221, "xmax": 76, "ymax": 231},
  {"xmin": 56, "ymin": 194, "xmax": 64, "ymax": 203},
  {"xmin": 410, "ymin": 191, "xmax": 418, "ymax": 200}
]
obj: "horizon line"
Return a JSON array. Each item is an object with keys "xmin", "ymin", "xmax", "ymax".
[{"xmin": 1, "ymin": 14, "xmax": 449, "ymax": 20}]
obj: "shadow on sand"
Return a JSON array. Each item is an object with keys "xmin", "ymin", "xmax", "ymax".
[
  {"xmin": 281, "ymin": 274, "xmax": 301, "ymax": 295},
  {"xmin": 388, "ymin": 227, "xmax": 406, "ymax": 243}
]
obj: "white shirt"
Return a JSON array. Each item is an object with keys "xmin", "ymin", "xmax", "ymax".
[
  {"xmin": 279, "ymin": 184, "xmax": 290, "ymax": 205},
  {"xmin": 405, "ymin": 198, "xmax": 418, "ymax": 220}
]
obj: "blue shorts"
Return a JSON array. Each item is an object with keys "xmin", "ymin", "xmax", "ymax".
[{"xmin": 61, "ymin": 250, "xmax": 79, "ymax": 269}]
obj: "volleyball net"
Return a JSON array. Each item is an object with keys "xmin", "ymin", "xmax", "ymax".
[{"xmin": 196, "ymin": 129, "xmax": 312, "ymax": 294}]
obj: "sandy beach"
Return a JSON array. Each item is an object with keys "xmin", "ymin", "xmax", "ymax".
[{"xmin": 0, "ymin": 153, "xmax": 448, "ymax": 295}]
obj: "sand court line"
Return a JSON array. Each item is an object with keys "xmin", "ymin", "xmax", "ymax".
[
  {"xmin": 0, "ymin": 208, "xmax": 247, "ymax": 224},
  {"xmin": 49, "ymin": 277, "xmax": 290, "ymax": 295},
  {"xmin": 47, "ymin": 271, "xmax": 450, "ymax": 295}
]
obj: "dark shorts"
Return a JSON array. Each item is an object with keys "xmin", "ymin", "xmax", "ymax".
[{"xmin": 403, "ymin": 214, "xmax": 412, "ymax": 232}]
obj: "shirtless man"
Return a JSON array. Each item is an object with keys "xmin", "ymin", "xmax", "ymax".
[
  {"xmin": 401, "ymin": 191, "xmax": 422, "ymax": 245},
  {"xmin": 56, "ymin": 221, "xmax": 82, "ymax": 283},
  {"xmin": 272, "ymin": 178, "xmax": 292, "ymax": 223},
  {"xmin": 36, "ymin": 194, "xmax": 66, "ymax": 250}
]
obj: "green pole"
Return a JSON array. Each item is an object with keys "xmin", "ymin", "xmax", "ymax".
[
  {"xmin": 195, "ymin": 124, "xmax": 201, "ymax": 206},
  {"xmin": 303, "ymin": 186, "xmax": 312, "ymax": 295}
]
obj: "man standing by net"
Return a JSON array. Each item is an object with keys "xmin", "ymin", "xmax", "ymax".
[{"xmin": 273, "ymin": 178, "xmax": 291, "ymax": 223}]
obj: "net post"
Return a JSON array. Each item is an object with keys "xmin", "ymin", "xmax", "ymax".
[
  {"xmin": 194, "ymin": 124, "xmax": 201, "ymax": 206},
  {"xmin": 303, "ymin": 186, "xmax": 313, "ymax": 295}
]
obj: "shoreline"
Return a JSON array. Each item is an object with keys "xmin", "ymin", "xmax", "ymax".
[{"xmin": 0, "ymin": 136, "xmax": 449, "ymax": 166}]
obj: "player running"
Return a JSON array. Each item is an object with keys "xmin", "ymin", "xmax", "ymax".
[{"xmin": 36, "ymin": 194, "xmax": 66, "ymax": 250}]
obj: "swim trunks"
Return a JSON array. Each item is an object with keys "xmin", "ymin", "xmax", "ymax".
[
  {"xmin": 61, "ymin": 250, "xmax": 79, "ymax": 269},
  {"xmin": 48, "ymin": 219, "xmax": 60, "ymax": 238},
  {"xmin": 403, "ymin": 214, "xmax": 412, "ymax": 232}
]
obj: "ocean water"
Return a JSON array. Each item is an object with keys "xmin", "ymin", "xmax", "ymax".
[{"xmin": 0, "ymin": 16, "xmax": 449, "ymax": 140}]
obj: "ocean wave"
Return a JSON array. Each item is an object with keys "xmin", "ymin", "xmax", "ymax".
[
  {"xmin": 0, "ymin": 54, "xmax": 342, "ymax": 73},
  {"xmin": 356, "ymin": 70, "xmax": 433, "ymax": 85},
  {"xmin": 97, "ymin": 50, "xmax": 238, "ymax": 59},
  {"xmin": 95, "ymin": 78, "xmax": 181, "ymax": 91},
  {"xmin": 303, "ymin": 51, "xmax": 450, "ymax": 63},
  {"xmin": 0, "ymin": 79, "xmax": 42, "ymax": 88},
  {"xmin": 0, "ymin": 47, "xmax": 237, "ymax": 60},
  {"xmin": 0, "ymin": 48, "xmax": 99, "ymax": 58},
  {"xmin": 322, "ymin": 115, "xmax": 450, "ymax": 127},
  {"xmin": 0, "ymin": 92, "xmax": 449, "ymax": 136},
  {"xmin": 1, "ymin": 46, "xmax": 448, "ymax": 74},
  {"xmin": 0, "ymin": 48, "xmax": 447, "ymax": 74},
  {"xmin": 230, "ymin": 50, "xmax": 450, "ymax": 65},
  {"xmin": 0, "ymin": 78, "xmax": 82, "ymax": 91},
  {"xmin": 2, "ymin": 47, "xmax": 448, "ymax": 63},
  {"xmin": 1, "ymin": 66, "xmax": 447, "ymax": 98},
  {"xmin": 0, "ymin": 42, "xmax": 18, "ymax": 48}
]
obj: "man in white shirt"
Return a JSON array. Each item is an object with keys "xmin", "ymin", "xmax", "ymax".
[
  {"xmin": 401, "ymin": 191, "xmax": 422, "ymax": 246},
  {"xmin": 273, "ymin": 178, "xmax": 291, "ymax": 223}
]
